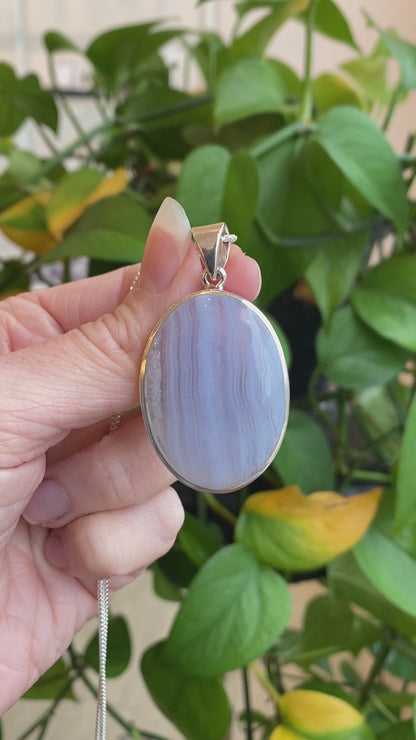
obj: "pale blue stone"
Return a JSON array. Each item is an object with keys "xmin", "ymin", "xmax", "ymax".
[{"xmin": 140, "ymin": 291, "xmax": 289, "ymax": 492}]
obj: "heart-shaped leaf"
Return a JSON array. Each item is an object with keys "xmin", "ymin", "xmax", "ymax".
[
  {"xmin": 317, "ymin": 306, "xmax": 409, "ymax": 389},
  {"xmin": 351, "ymin": 255, "xmax": 416, "ymax": 352},
  {"xmin": 163, "ymin": 544, "xmax": 291, "ymax": 676},
  {"xmin": 316, "ymin": 106, "xmax": 408, "ymax": 234}
]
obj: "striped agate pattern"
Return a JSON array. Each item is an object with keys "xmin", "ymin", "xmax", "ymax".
[{"xmin": 141, "ymin": 291, "xmax": 288, "ymax": 492}]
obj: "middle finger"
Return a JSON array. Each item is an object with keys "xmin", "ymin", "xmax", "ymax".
[{"xmin": 22, "ymin": 413, "xmax": 174, "ymax": 527}]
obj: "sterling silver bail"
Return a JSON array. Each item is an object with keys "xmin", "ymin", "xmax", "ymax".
[{"xmin": 191, "ymin": 222, "xmax": 237, "ymax": 289}]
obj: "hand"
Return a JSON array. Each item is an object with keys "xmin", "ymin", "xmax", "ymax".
[{"xmin": 0, "ymin": 197, "xmax": 261, "ymax": 712}]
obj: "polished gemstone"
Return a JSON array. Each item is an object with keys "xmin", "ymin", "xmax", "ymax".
[{"xmin": 140, "ymin": 291, "xmax": 289, "ymax": 493}]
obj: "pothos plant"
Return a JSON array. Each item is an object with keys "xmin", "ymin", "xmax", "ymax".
[{"xmin": 2, "ymin": 0, "xmax": 416, "ymax": 738}]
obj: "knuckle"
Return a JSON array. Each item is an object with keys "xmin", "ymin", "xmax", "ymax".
[{"xmin": 151, "ymin": 489, "xmax": 185, "ymax": 548}]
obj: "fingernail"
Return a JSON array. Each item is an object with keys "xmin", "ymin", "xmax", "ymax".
[
  {"xmin": 23, "ymin": 479, "xmax": 69, "ymax": 525},
  {"xmin": 248, "ymin": 256, "xmax": 262, "ymax": 298},
  {"xmin": 140, "ymin": 197, "xmax": 191, "ymax": 294},
  {"xmin": 44, "ymin": 533, "xmax": 68, "ymax": 569}
]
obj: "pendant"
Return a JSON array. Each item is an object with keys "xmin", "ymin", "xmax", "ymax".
[{"xmin": 139, "ymin": 222, "xmax": 289, "ymax": 493}]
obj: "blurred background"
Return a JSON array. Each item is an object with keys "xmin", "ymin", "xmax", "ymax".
[
  {"xmin": 1, "ymin": 0, "xmax": 414, "ymax": 153},
  {"xmin": 1, "ymin": 1, "xmax": 415, "ymax": 738}
]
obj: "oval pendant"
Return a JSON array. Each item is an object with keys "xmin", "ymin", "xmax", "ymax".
[{"xmin": 140, "ymin": 289, "xmax": 289, "ymax": 493}]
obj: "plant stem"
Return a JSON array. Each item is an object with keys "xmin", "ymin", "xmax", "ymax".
[
  {"xmin": 63, "ymin": 258, "xmax": 71, "ymax": 284},
  {"xmin": 264, "ymin": 653, "xmax": 285, "ymax": 694},
  {"xmin": 368, "ymin": 692, "xmax": 398, "ymax": 724},
  {"xmin": 382, "ymin": 84, "xmax": 402, "ymax": 132},
  {"xmin": 242, "ymin": 667, "xmax": 254, "ymax": 740},
  {"xmin": 250, "ymin": 662, "xmax": 281, "ymax": 706},
  {"xmin": 307, "ymin": 366, "xmax": 339, "ymax": 440},
  {"xmin": 256, "ymin": 212, "xmax": 386, "ymax": 249},
  {"xmin": 30, "ymin": 94, "xmax": 212, "ymax": 183},
  {"xmin": 47, "ymin": 55, "xmax": 95, "ymax": 157},
  {"xmin": 348, "ymin": 469, "xmax": 392, "ymax": 485},
  {"xmin": 203, "ymin": 493, "xmax": 237, "ymax": 525},
  {"xmin": 17, "ymin": 678, "xmax": 75, "ymax": 740},
  {"xmin": 78, "ymin": 668, "xmax": 169, "ymax": 740},
  {"xmin": 358, "ymin": 639, "xmax": 391, "ymax": 707},
  {"xmin": 35, "ymin": 123, "xmax": 59, "ymax": 156},
  {"xmin": 250, "ymin": 120, "xmax": 312, "ymax": 159},
  {"xmin": 300, "ymin": 0, "xmax": 318, "ymax": 123}
]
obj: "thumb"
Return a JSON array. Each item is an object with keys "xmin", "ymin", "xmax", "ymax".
[{"xmin": 0, "ymin": 197, "xmax": 194, "ymax": 467}]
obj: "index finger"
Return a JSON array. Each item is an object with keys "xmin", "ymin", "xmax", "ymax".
[{"xmin": 0, "ymin": 199, "xmax": 261, "ymax": 467}]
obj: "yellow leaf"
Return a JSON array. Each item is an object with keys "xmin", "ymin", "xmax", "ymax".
[
  {"xmin": 313, "ymin": 73, "xmax": 364, "ymax": 113},
  {"xmin": 47, "ymin": 167, "xmax": 128, "ymax": 239},
  {"xmin": 279, "ymin": 690, "xmax": 371, "ymax": 738},
  {"xmin": 0, "ymin": 191, "xmax": 58, "ymax": 255},
  {"xmin": 84, "ymin": 167, "xmax": 128, "ymax": 209},
  {"xmin": 270, "ymin": 727, "xmax": 306, "ymax": 740},
  {"xmin": 236, "ymin": 485, "xmax": 382, "ymax": 571}
]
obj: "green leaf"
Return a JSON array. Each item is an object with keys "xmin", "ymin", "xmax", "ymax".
[
  {"xmin": 141, "ymin": 642, "xmax": 231, "ymax": 740},
  {"xmin": 351, "ymin": 255, "xmax": 416, "ymax": 352},
  {"xmin": 353, "ymin": 387, "xmax": 402, "ymax": 467},
  {"xmin": 158, "ymin": 546, "xmax": 198, "ymax": 589},
  {"xmin": 214, "ymin": 58, "xmax": 285, "ymax": 129},
  {"xmin": 299, "ymin": 678, "xmax": 358, "ymax": 705},
  {"xmin": 0, "ymin": 260, "xmax": 29, "ymax": 296},
  {"xmin": 373, "ymin": 637, "xmax": 416, "ymax": 682},
  {"xmin": 272, "ymin": 409, "xmax": 335, "ymax": 493},
  {"xmin": 162, "ymin": 544, "xmax": 291, "ymax": 676},
  {"xmin": 298, "ymin": 0, "xmax": 359, "ymax": 50},
  {"xmin": 317, "ymin": 306, "xmax": 408, "ymax": 390},
  {"xmin": 256, "ymin": 135, "xmax": 343, "ymax": 240},
  {"xmin": 268, "ymin": 59, "xmax": 302, "ymax": 98},
  {"xmin": 302, "ymin": 596, "xmax": 380, "ymax": 664},
  {"xmin": 316, "ymin": 106, "xmax": 408, "ymax": 234},
  {"xmin": 354, "ymin": 525, "xmax": 416, "ymax": 618},
  {"xmin": 377, "ymin": 720, "xmax": 415, "ymax": 740},
  {"xmin": 313, "ymin": 73, "xmax": 363, "ymax": 113},
  {"xmin": 305, "ymin": 230, "xmax": 368, "ymax": 326},
  {"xmin": 178, "ymin": 513, "xmax": 221, "ymax": 569},
  {"xmin": 85, "ymin": 615, "xmax": 131, "ymax": 677},
  {"xmin": 176, "ymin": 145, "xmax": 230, "ymax": 225},
  {"xmin": 176, "ymin": 146, "xmax": 258, "ymax": 244},
  {"xmin": 222, "ymin": 149, "xmax": 259, "ymax": 244},
  {"xmin": 328, "ymin": 551, "xmax": 416, "ymax": 637},
  {"xmin": 266, "ymin": 314, "xmax": 292, "ymax": 368},
  {"xmin": 46, "ymin": 166, "xmax": 104, "ymax": 231},
  {"xmin": 22, "ymin": 657, "xmax": 74, "ymax": 700},
  {"xmin": 87, "ymin": 24, "xmax": 178, "ymax": 91},
  {"xmin": 8, "ymin": 148, "xmax": 44, "ymax": 183},
  {"xmin": 186, "ymin": 32, "xmax": 226, "ymax": 88},
  {"xmin": 152, "ymin": 562, "xmax": 183, "ymax": 602},
  {"xmin": 414, "ymin": 697, "xmax": 416, "ymax": 737},
  {"xmin": 243, "ymin": 223, "xmax": 317, "ymax": 305},
  {"xmin": 365, "ymin": 15, "xmax": 416, "ymax": 91},
  {"xmin": 44, "ymin": 31, "xmax": 80, "ymax": 54},
  {"xmin": 232, "ymin": 1, "xmax": 309, "ymax": 59},
  {"xmin": 304, "ymin": 595, "xmax": 353, "ymax": 653},
  {"xmin": 396, "ymin": 394, "xmax": 416, "ymax": 530},
  {"xmin": 117, "ymin": 85, "xmax": 209, "ymax": 131},
  {"xmin": 342, "ymin": 55, "xmax": 390, "ymax": 107},
  {"xmin": 0, "ymin": 64, "xmax": 58, "ymax": 135},
  {"xmin": 39, "ymin": 193, "xmax": 151, "ymax": 263}
]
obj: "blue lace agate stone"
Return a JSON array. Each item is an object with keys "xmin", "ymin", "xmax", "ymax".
[{"xmin": 140, "ymin": 291, "xmax": 289, "ymax": 493}]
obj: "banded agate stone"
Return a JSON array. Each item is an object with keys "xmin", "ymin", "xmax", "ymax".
[{"xmin": 140, "ymin": 291, "xmax": 289, "ymax": 493}]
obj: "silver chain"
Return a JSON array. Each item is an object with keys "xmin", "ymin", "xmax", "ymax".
[
  {"xmin": 95, "ymin": 578, "xmax": 109, "ymax": 740},
  {"xmin": 93, "ymin": 270, "xmax": 140, "ymax": 740}
]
